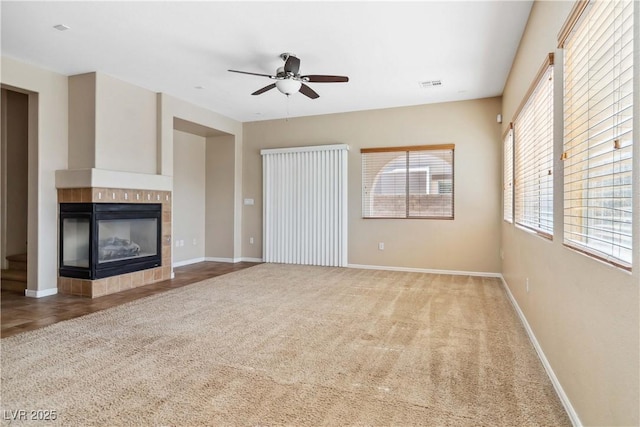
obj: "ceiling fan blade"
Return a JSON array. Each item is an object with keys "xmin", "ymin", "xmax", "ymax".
[
  {"xmin": 302, "ymin": 75, "xmax": 349, "ymax": 83},
  {"xmin": 228, "ymin": 69, "xmax": 275, "ymax": 79},
  {"xmin": 299, "ymin": 83, "xmax": 319, "ymax": 99},
  {"xmin": 284, "ymin": 55, "xmax": 300, "ymax": 75},
  {"xmin": 251, "ymin": 83, "xmax": 276, "ymax": 95}
]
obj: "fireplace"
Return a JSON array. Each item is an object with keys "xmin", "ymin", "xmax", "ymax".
[{"xmin": 59, "ymin": 203, "xmax": 162, "ymax": 280}]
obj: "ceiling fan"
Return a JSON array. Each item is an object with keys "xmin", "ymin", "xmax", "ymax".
[{"xmin": 228, "ymin": 53, "xmax": 349, "ymax": 99}]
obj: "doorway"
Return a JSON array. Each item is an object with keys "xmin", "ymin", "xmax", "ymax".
[
  {"xmin": 1, "ymin": 88, "xmax": 29, "ymax": 293},
  {"xmin": 172, "ymin": 118, "xmax": 235, "ymax": 266}
]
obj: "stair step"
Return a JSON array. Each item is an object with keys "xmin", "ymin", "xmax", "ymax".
[
  {"xmin": 1, "ymin": 268, "xmax": 27, "ymax": 282},
  {"xmin": 1, "ymin": 279, "xmax": 27, "ymax": 293},
  {"xmin": 6, "ymin": 253, "xmax": 27, "ymax": 263},
  {"xmin": 6, "ymin": 253, "xmax": 27, "ymax": 271}
]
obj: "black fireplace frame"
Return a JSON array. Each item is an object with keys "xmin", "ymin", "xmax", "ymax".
[{"xmin": 59, "ymin": 203, "xmax": 162, "ymax": 280}]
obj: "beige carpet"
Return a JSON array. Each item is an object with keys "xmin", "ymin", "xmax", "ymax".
[{"xmin": 1, "ymin": 264, "xmax": 570, "ymax": 426}]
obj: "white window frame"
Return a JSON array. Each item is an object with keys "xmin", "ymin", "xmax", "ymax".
[
  {"xmin": 361, "ymin": 144, "xmax": 455, "ymax": 219},
  {"xmin": 513, "ymin": 54, "xmax": 555, "ymax": 238},
  {"xmin": 559, "ymin": 0, "xmax": 634, "ymax": 270},
  {"xmin": 503, "ymin": 124, "xmax": 514, "ymax": 223}
]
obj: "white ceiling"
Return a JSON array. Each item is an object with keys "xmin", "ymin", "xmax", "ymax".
[{"xmin": 1, "ymin": 1, "xmax": 533, "ymax": 123}]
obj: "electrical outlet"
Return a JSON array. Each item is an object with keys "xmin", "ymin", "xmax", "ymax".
[
  {"xmin": 193, "ymin": 238, "xmax": 197, "ymax": 245},
  {"xmin": 526, "ymin": 278, "xmax": 530, "ymax": 293},
  {"xmin": 249, "ymin": 237, "xmax": 254, "ymax": 245},
  {"xmin": 378, "ymin": 242, "xmax": 385, "ymax": 250}
]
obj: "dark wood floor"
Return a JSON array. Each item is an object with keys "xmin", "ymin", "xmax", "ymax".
[{"xmin": 1, "ymin": 261, "xmax": 260, "ymax": 338}]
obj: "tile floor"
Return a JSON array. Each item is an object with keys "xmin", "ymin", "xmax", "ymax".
[{"xmin": 1, "ymin": 261, "xmax": 260, "ymax": 338}]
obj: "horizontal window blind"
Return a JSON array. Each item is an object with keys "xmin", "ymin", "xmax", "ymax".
[
  {"xmin": 503, "ymin": 125, "xmax": 514, "ymax": 223},
  {"xmin": 561, "ymin": 0, "xmax": 634, "ymax": 269},
  {"xmin": 361, "ymin": 145, "xmax": 454, "ymax": 219},
  {"xmin": 514, "ymin": 55, "xmax": 555, "ymax": 237}
]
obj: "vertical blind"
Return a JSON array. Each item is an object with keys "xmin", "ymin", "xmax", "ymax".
[
  {"xmin": 262, "ymin": 144, "xmax": 348, "ymax": 267},
  {"xmin": 514, "ymin": 54, "xmax": 555, "ymax": 237},
  {"xmin": 560, "ymin": 0, "xmax": 634, "ymax": 268},
  {"xmin": 361, "ymin": 145, "xmax": 454, "ymax": 219},
  {"xmin": 503, "ymin": 125, "xmax": 514, "ymax": 223}
]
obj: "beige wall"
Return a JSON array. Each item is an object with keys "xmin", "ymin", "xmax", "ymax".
[
  {"xmin": 158, "ymin": 94, "xmax": 243, "ymax": 260},
  {"xmin": 205, "ymin": 135, "xmax": 235, "ymax": 259},
  {"xmin": 242, "ymin": 97, "xmax": 503, "ymax": 273},
  {"xmin": 172, "ymin": 130, "xmax": 206, "ymax": 263},
  {"xmin": 1, "ymin": 56, "xmax": 69, "ymax": 295},
  {"xmin": 171, "ymin": 129, "xmax": 237, "ymax": 263},
  {"xmin": 68, "ymin": 73, "xmax": 96, "ymax": 169},
  {"xmin": 501, "ymin": 1, "xmax": 639, "ymax": 425},
  {"xmin": 68, "ymin": 72, "xmax": 157, "ymax": 174},
  {"xmin": 95, "ymin": 73, "xmax": 157, "ymax": 174}
]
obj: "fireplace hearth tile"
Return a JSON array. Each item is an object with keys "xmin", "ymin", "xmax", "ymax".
[
  {"xmin": 92, "ymin": 280, "xmax": 106, "ymax": 298},
  {"xmin": 162, "ymin": 254, "xmax": 171, "ymax": 266},
  {"xmin": 80, "ymin": 188, "xmax": 92, "ymax": 202},
  {"xmin": 144, "ymin": 269, "xmax": 155, "ymax": 285},
  {"xmin": 71, "ymin": 280, "xmax": 82, "ymax": 295},
  {"xmin": 59, "ymin": 267, "xmax": 167, "ymax": 298},
  {"xmin": 81, "ymin": 280, "xmax": 91, "ymax": 297},
  {"xmin": 58, "ymin": 277, "xmax": 69, "ymax": 294},
  {"xmin": 131, "ymin": 271, "xmax": 143, "ymax": 287},
  {"xmin": 120, "ymin": 274, "xmax": 132, "ymax": 290},
  {"xmin": 106, "ymin": 277, "xmax": 118, "ymax": 294}
]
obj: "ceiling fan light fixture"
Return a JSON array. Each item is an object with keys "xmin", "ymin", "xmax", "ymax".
[
  {"xmin": 276, "ymin": 79, "xmax": 302, "ymax": 96},
  {"xmin": 229, "ymin": 53, "xmax": 348, "ymax": 99}
]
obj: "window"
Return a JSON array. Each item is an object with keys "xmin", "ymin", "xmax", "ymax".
[
  {"xmin": 514, "ymin": 54, "xmax": 555, "ymax": 237},
  {"xmin": 361, "ymin": 145, "xmax": 454, "ymax": 219},
  {"xmin": 560, "ymin": 0, "xmax": 634, "ymax": 269},
  {"xmin": 503, "ymin": 125, "xmax": 514, "ymax": 223}
]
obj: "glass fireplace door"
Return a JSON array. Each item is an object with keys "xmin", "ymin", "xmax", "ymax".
[
  {"xmin": 62, "ymin": 217, "xmax": 90, "ymax": 268},
  {"xmin": 59, "ymin": 203, "xmax": 162, "ymax": 280},
  {"xmin": 97, "ymin": 218, "xmax": 158, "ymax": 263}
]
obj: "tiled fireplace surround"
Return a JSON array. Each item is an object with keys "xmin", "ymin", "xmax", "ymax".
[{"xmin": 57, "ymin": 187, "xmax": 172, "ymax": 298}]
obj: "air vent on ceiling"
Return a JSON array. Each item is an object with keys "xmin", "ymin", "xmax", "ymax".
[{"xmin": 419, "ymin": 80, "xmax": 442, "ymax": 88}]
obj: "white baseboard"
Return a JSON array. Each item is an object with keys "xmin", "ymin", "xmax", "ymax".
[
  {"xmin": 237, "ymin": 257, "xmax": 264, "ymax": 263},
  {"xmin": 347, "ymin": 263, "xmax": 501, "ymax": 278},
  {"xmin": 205, "ymin": 257, "xmax": 264, "ymax": 263},
  {"xmin": 25, "ymin": 288, "xmax": 58, "ymax": 298},
  {"xmin": 174, "ymin": 257, "xmax": 263, "ymax": 266},
  {"xmin": 499, "ymin": 275, "xmax": 582, "ymax": 427},
  {"xmin": 204, "ymin": 257, "xmax": 235, "ymax": 263},
  {"xmin": 172, "ymin": 257, "xmax": 205, "ymax": 268}
]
